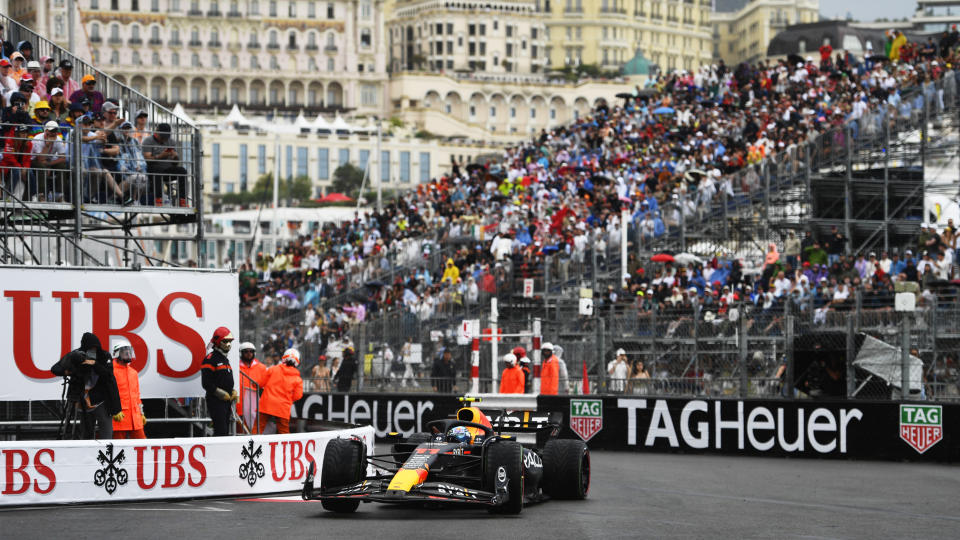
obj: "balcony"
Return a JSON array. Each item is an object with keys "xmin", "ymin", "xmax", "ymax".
[
  {"xmin": 227, "ymin": 41, "xmax": 242, "ymax": 50},
  {"xmin": 286, "ymin": 43, "xmax": 299, "ymax": 51},
  {"xmin": 90, "ymin": 36, "xmax": 102, "ymax": 43},
  {"xmin": 227, "ymin": 10, "xmax": 242, "ymax": 17},
  {"xmin": 306, "ymin": 43, "xmax": 319, "ymax": 51},
  {"xmin": 325, "ymin": 44, "xmax": 338, "ymax": 53},
  {"xmin": 207, "ymin": 9, "xmax": 222, "ymax": 16},
  {"xmin": 169, "ymin": 38, "xmax": 182, "ymax": 46},
  {"xmin": 128, "ymin": 37, "xmax": 142, "ymax": 45},
  {"xmin": 188, "ymin": 39, "xmax": 202, "ymax": 47},
  {"xmin": 187, "ymin": 9, "xmax": 202, "ymax": 16},
  {"xmin": 148, "ymin": 38, "xmax": 163, "ymax": 46},
  {"xmin": 267, "ymin": 42, "xmax": 280, "ymax": 50},
  {"xmin": 208, "ymin": 40, "xmax": 222, "ymax": 48},
  {"xmin": 247, "ymin": 42, "xmax": 261, "ymax": 50},
  {"xmin": 108, "ymin": 37, "xmax": 122, "ymax": 45}
]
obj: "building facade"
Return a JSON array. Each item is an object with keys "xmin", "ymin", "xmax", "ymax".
[
  {"xmin": 711, "ymin": 0, "xmax": 819, "ymax": 66},
  {"xmin": 541, "ymin": 0, "xmax": 713, "ymax": 73},
  {"xmin": 387, "ymin": 0, "xmax": 547, "ymax": 74},
  {"xmin": 58, "ymin": 0, "xmax": 389, "ymax": 116}
]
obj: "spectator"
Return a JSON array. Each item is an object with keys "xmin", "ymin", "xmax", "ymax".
[
  {"xmin": 1, "ymin": 124, "xmax": 31, "ymax": 199},
  {"xmin": 0, "ymin": 59, "xmax": 16, "ymax": 98},
  {"xmin": 26, "ymin": 60, "xmax": 43, "ymax": 97},
  {"xmin": 16, "ymin": 40, "xmax": 33, "ymax": 63},
  {"xmin": 142, "ymin": 122, "xmax": 188, "ymax": 206},
  {"xmin": 56, "ymin": 59, "xmax": 80, "ymax": 99},
  {"xmin": 30, "ymin": 120, "xmax": 69, "ymax": 202},
  {"xmin": 81, "ymin": 114, "xmax": 126, "ymax": 203},
  {"xmin": 498, "ymin": 353, "xmax": 524, "ymax": 393},
  {"xmin": 607, "ymin": 349, "xmax": 629, "ymax": 393},
  {"xmin": 9, "ymin": 51, "xmax": 25, "ymax": 82},
  {"xmin": 69, "ymin": 74, "xmax": 104, "ymax": 112},
  {"xmin": 131, "ymin": 110, "xmax": 150, "ymax": 142},
  {"xmin": 431, "ymin": 347, "xmax": 457, "ymax": 393},
  {"xmin": 115, "ymin": 121, "xmax": 148, "ymax": 204}
]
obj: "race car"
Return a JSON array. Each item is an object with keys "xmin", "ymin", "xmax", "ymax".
[{"xmin": 301, "ymin": 404, "xmax": 590, "ymax": 514}]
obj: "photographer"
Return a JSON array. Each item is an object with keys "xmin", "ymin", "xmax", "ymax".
[{"xmin": 50, "ymin": 332, "xmax": 122, "ymax": 440}]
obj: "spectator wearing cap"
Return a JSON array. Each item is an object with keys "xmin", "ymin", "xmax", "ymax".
[
  {"xmin": 101, "ymin": 101, "xmax": 123, "ymax": 130},
  {"xmin": 80, "ymin": 113, "xmax": 126, "ymax": 203},
  {"xmin": 26, "ymin": 60, "xmax": 44, "ymax": 98},
  {"xmin": 70, "ymin": 74, "xmax": 104, "ymax": 112},
  {"xmin": 29, "ymin": 100, "xmax": 52, "ymax": 135},
  {"xmin": 9, "ymin": 51, "xmax": 25, "ymax": 82},
  {"xmin": 142, "ymin": 123, "xmax": 188, "ymax": 207},
  {"xmin": 116, "ymin": 121, "xmax": 148, "ymax": 204},
  {"xmin": 132, "ymin": 110, "xmax": 150, "ymax": 142},
  {"xmin": 47, "ymin": 86, "xmax": 68, "ymax": 121},
  {"xmin": 0, "ymin": 59, "xmax": 16, "ymax": 97},
  {"xmin": 1, "ymin": 123, "xmax": 32, "ymax": 200},
  {"xmin": 18, "ymin": 74, "xmax": 40, "ymax": 113},
  {"xmin": 31, "ymin": 120, "xmax": 69, "ymax": 202},
  {"xmin": 56, "ymin": 60, "xmax": 80, "ymax": 101}
]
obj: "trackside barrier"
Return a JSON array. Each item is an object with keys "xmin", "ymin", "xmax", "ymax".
[
  {"xmin": 0, "ymin": 426, "xmax": 373, "ymax": 506},
  {"xmin": 291, "ymin": 392, "xmax": 960, "ymax": 462}
]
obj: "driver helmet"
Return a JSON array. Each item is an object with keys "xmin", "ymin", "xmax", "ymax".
[
  {"xmin": 113, "ymin": 340, "xmax": 135, "ymax": 363},
  {"xmin": 447, "ymin": 425, "xmax": 472, "ymax": 444}
]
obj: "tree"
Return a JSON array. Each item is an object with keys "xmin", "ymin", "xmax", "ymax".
[
  {"xmin": 219, "ymin": 173, "xmax": 313, "ymax": 206},
  {"xmin": 332, "ymin": 163, "xmax": 364, "ymax": 199}
]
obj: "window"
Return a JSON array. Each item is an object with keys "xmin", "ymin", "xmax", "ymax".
[
  {"xmin": 360, "ymin": 28, "xmax": 371, "ymax": 47},
  {"xmin": 191, "ymin": 85, "xmax": 201, "ymax": 102},
  {"xmin": 380, "ymin": 150, "xmax": 389, "ymax": 183},
  {"xmin": 110, "ymin": 50, "xmax": 119, "ymax": 65},
  {"xmin": 212, "ymin": 143, "xmax": 221, "ymax": 192},
  {"xmin": 446, "ymin": 23, "xmax": 453, "ymax": 34},
  {"xmin": 317, "ymin": 148, "xmax": 329, "ymax": 179},
  {"xmin": 288, "ymin": 31, "xmax": 297, "ymax": 48},
  {"xmin": 327, "ymin": 57, "xmax": 334, "ymax": 71},
  {"xmin": 251, "ymin": 0, "xmax": 259, "ymax": 14},
  {"xmin": 490, "ymin": 106, "xmax": 496, "ymax": 117},
  {"xmin": 269, "ymin": 29, "xmax": 278, "ymax": 46},
  {"xmin": 419, "ymin": 152, "xmax": 430, "ymax": 182},
  {"xmin": 192, "ymin": 53, "xmax": 201, "ymax": 67},
  {"xmin": 171, "ymin": 26, "xmax": 180, "ymax": 42},
  {"xmin": 510, "ymin": 107, "xmax": 516, "ymax": 118},
  {"xmin": 530, "ymin": 108, "xmax": 536, "ymax": 118},
  {"xmin": 270, "ymin": 55, "xmax": 279, "ymax": 69},
  {"xmin": 308, "ymin": 1, "xmax": 316, "ymax": 17},
  {"xmin": 110, "ymin": 23, "xmax": 119, "ymax": 40},
  {"xmin": 239, "ymin": 144, "xmax": 249, "ymax": 190},
  {"xmin": 327, "ymin": 3, "xmax": 334, "ymax": 18},
  {"xmin": 250, "ymin": 55, "xmax": 259, "ymax": 69},
  {"xmin": 172, "ymin": 85, "xmax": 181, "ymax": 101},
  {"xmin": 269, "ymin": 0, "xmax": 277, "ymax": 16},
  {"xmin": 172, "ymin": 52, "xmax": 180, "ymax": 66},
  {"xmin": 361, "ymin": 1, "xmax": 371, "ymax": 18},
  {"xmin": 91, "ymin": 23, "xmax": 100, "ymax": 41},
  {"xmin": 399, "ymin": 152, "xmax": 410, "ymax": 183},
  {"xmin": 479, "ymin": 24, "xmax": 486, "ymax": 36},
  {"xmin": 308, "ymin": 32, "xmax": 317, "ymax": 47},
  {"xmin": 359, "ymin": 149, "xmax": 369, "ymax": 170},
  {"xmin": 191, "ymin": 26, "xmax": 199, "ymax": 43},
  {"xmin": 468, "ymin": 24, "xmax": 475, "ymax": 36},
  {"xmin": 339, "ymin": 148, "xmax": 349, "ymax": 166},
  {"xmin": 507, "ymin": 25, "xmax": 513, "ymax": 38},
  {"xmin": 360, "ymin": 84, "xmax": 377, "ymax": 106},
  {"xmin": 151, "ymin": 51, "xmax": 160, "ymax": 65},
  {"xmin": 230, "ymin": 86, "xmax": 239, "ymax": 102},
  {"xmin": 132, "ymin": 51, "xmax": 141, "ymax": 64},
  {"xmin": 285, "ymin": 145, "xmax": 293, "ymax": 179},
  {"xmin": 230, "ymin": 54, "xmax": 238, "ymax": 68},
  {"xmin": 151, "ymin": 25, "xmax": 160, "ymax": 41},
  {"xmin": 297, "ymin": 146, "xmax": 308, "ymax": 178},
  {"xmin": 289, "ymin": 1, "xmax": 297, "ymax": 17},
  {"xmin": 257, "ymin": 144, "xmax": 267, "ymax": 174},
  {"xmin": 212, "ymin": 54, "xmax": 221, "ymax": 68},
  {"xmin": 270, "ymin": 87, "xmax": 280, "ymax": 104}
]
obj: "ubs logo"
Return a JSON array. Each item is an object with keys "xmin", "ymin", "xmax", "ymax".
[
  {"xmin": 239, "ymin": 439, "xmax": 266, "ymax": 487},
  {"xmin": 94, "ymin": 443, "xmax": 129, "ymax": 495}
]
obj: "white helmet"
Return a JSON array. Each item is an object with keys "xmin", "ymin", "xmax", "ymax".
[
  {"xmin": 503, "ymin": 353, "xmax": 517, "ymax": 366},
  {"xmin": 542, "ymin": 342, "xmax": 554, "ymax": 352},
  {"xmin": 113, "ymin": 339, "xmax": 134, "ymax": 362},
  {"xmin": 282, "ymin": 348, "xmax": 301, "ymax": 367},
  {"xmin": 239, "ymin": 342, "xmax": 256, "ymax": 353}
]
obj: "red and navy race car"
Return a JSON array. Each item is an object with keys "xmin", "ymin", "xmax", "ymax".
[{"xmin": 301, "ymin": 404, "xmax": 589, "ymax": 514}]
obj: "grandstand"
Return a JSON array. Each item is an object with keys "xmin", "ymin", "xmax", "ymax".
[{"xmin": 0, "ymin": 15, "xmax": 203, "ymax": 268}]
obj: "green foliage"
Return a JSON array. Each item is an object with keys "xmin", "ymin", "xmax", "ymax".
[
  {"xmin": 389, "ymin": 116, "xmax": 405, "ymax": 128},
  {"xmin": 332, "ymin": 163, "xmax": 365, "ymax": 199},
  {"xmin": 219, "ymin": 173, "xmax": 312, "ymax": 205}
]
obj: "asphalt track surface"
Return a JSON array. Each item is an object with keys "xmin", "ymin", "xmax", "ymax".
[{"xmin": 3, "ymin": 451, "xmax": 958, "ymax": 539}]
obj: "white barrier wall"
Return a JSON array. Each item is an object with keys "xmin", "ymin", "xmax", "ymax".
[
  {"xmin": 0, "ymin": 427, "xmax": 374, "ymax": 506},
  {"xmin": 0, "ymin": 267, "xmax": 239, "ymax": 400}
]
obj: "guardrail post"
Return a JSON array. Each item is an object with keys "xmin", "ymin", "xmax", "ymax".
[
  {"xmin": 901, "ymin": 315, "xmax": 911, "ymax": 401},
  {"xmin": 72, "ymin": 125, "xmax": 83, "ymax": 265},
  {"xmin": 470, "ymin": 337, "xmax": 480, "ymax": 394},
  {"xmin": 846, "ymin": 315, "xmax": 856, "ymax": 398},
  {"xmin": 784, "ymin": 314, "xmax": 794, "ymax": 398},
  {"xmin": 597, "ymin": 316, "xmax": 606, "ymax": 392},
  {"xmin": 532, "ymin": 318, "xmax": 541, "ymax": 394},
  {"xmin": 738, "ymin": 311, "xmax": 747, "ymax": 398}
]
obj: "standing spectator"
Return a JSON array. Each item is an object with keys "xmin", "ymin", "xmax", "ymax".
[
  {"xmin": 201, "ymin": 327, "xmax": 238, "ymax": 437},
  {"xmin": 69, "ymin": 74, "xmax": 104, "ymax": 112},
  {"xmin": 431, "ymin": 347, "xmax": 457, "ymax": 393},
  {"xmin": 498, "ymin": 353, "xmax": 524, "ymax": 393},
  {"xmin": 56, "ymin": 59, "xmax": 80, "ymax": 99},
  {"xmin": 258, "ymin": 348, "xmax": 304, "ymax": 434},
  {"xmin": 1, "ymin": 124, "xmax": 31, "ymax": 199},
  {"xmin": 540, "ymin": 342, "xmax": 560, "ymax": 395},
  {"xmin": 825, "ymin": 225, "xmax": 846, "ymax": 265},
  {"xmin": 784, "ymin": 231, "xmax": 800, "ymax": 270},
  {"xmin": 142, "ymin": 122, "xmax": 188, "ymax": 206},
  {"xmin": 31, "ymin": 120, "xmax": 69, "ymax": 202},
  {"xmin": 333, "ymin": 346, "xmax": 357, "ymax": 391},
  {"xmin": 607, "ymin": 348, "xmax": 629, "ymax": 393}
]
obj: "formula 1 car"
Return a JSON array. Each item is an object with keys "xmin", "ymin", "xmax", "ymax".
[{"xmin": 301, "ymin": 403, "xmax": 590, "ymax": 514}]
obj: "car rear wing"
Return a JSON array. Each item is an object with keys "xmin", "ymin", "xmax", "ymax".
[{"xmin": 458, "ymin": 395, "xmax": 562, "ymax": 443}]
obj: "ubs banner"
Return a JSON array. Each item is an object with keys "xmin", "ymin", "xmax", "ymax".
[{"xmin": 539, "ymin": 396, "xmax": 960, "ymax": 462}]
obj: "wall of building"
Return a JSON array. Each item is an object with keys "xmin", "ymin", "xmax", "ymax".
[{"xmin": 711, "ymin": 0, "xmax": 820, "ymax": 66}]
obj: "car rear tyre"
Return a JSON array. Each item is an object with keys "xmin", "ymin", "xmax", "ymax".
[
  {"xmin": 484, "ymin": 440, "xmax": 524, "ymax": 514},
  {"xmin": 320, "ymin": 438, "xmax": 366, "ymax": 513},
  {"xmin": 542, "ymin": 439, "xmax": 590, "ymax": 499}
]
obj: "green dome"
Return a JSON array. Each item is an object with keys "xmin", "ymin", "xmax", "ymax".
[{"xmin": 622, "ymin": 48, "xmax": 651, "ymax": 76}]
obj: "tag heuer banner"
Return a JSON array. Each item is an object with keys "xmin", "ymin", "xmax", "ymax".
[
  {"xmin": 538, "ymin": 396, "xmax": 960, "ymax": 462},
  {"xmin": 0, "ymin": 426, "xmax": 373, "ymax": 506}
]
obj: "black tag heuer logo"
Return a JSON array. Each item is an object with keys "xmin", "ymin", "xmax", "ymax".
[
  {"xmin": 239, "ymin": 439, "xmax": 266, "ymax": 487},
  {"xmin": 94, "ymin": 443, "xmax": 128, "ymax": 495}
]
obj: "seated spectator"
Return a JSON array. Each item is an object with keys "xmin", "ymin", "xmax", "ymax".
[
  {"xmin": 16, "ymin": 40, "xmax": 33, "ymax": 63},
  {"xmin": 1, "ymin": 124, "xmax": 32, "ymax": 200},
  {"xmin": 56, "ymin": 59, "xmax": 80, "ymax": 99},
  {"xmin": 28, "ymin": 99, "xmax": 51, "ymax": 135},
  {"xmin": 47, "ymin": 86, "xmax": 68, "ymax": 121},
  {"xmin": 26, "ymin": 60, "xmax": 43, "ymax": 97},
  {"xmin": 0, "ymin": 59, "xmax": 16, "ymax": 98},
  {"xmin": 9, "ymin": 51, "xmax": 25, "ymax": 82},
  {"xmin": 142, "ymin": 123, "xmax": 188, "ymax": 207},
  {"xmin": 30, "ymin": 120, "xmax": 69, "ymax": 202},
  {"xmin": 70, "ymin": 74, "xmax": 104, "ymax": 113},
  {"xmin": 39, "ymin": 56, "xmax": 55, "ymax": 86},
  {"xmin": 115, "ymin": 121, "xmax": 148, "ymax": 203},
  {"xmin": 81, "ymin": 114, "xmax": 126, "ymax": 203},
  {"xmin": 131, "ymin": 110, "xmax": 150, "ymax": 142}
]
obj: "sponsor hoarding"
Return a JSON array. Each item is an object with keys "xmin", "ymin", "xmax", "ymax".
[
  {"xmin": 0, "ymin": 426, "xmax": 374, "ymax": 506},
  {"xmin": 0, "ymin": 267, "xmax": 238, "ymax": 400}
]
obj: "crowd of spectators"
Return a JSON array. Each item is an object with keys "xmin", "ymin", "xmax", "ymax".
[
  {"xmin": 231, "ymin": 36, "xmax": 960, "ymax": 391},
  {"xmin": 0, "ymin": 35, "xmax": 187, "ymax": 205}
]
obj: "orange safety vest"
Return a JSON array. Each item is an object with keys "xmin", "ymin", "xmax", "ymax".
[
  {"xmin": 258, "ymin": 364, "xmax": 304, "ymax": 419},
  {"xmin": 499, "ymin": 365, "xmax": 525, "ymax": 394},
  {"xmin": 112, "ymin": 361, "xmax": 144, "ymax": 431},
  {"xmin": 540, "ymin": 355, "xmax": 560, "ymax": 395},
  {"xmin": 238, "ymin": 359, "xmax": 268, "ymax": 415}
]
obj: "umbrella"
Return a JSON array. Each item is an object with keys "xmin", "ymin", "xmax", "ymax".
[
  {"xmin": 651, "ymin": 253, "xmax": 675, "ymax": 263},
  {"xmin": 787, "ymin": 54, "xmax": 804, "ymax": 66},
  {"xmin": 674, "ymin": 252, "xmax": 703, "ymax": 266},
  {"xmin": 868, "ymin": 55, "xmax": 891, "ymax": 63},
  {"xmin": 276, "ymin": 289, "xmax": 297, "ymax": 300},
  {"xmin": 615, "ymin": 92, "xmax": 634, "ymax": 99},
  {"xmin": 318, "ymin": 192, "xmax": 353, "ymax": 203},
  {"xmin": 466, "ymin": 163, "xmax": 486, "ymax": 173},
  {"xmin": 852, "ymin": 334, "xmax": 923, "ymax": 396},
  {"xmin": 652, "ymin": 106, "xmax": 675, "ymax": 115},
  {"xmin": 365, "ymin": 280, "xmax": 386, "ymax": 288}
]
